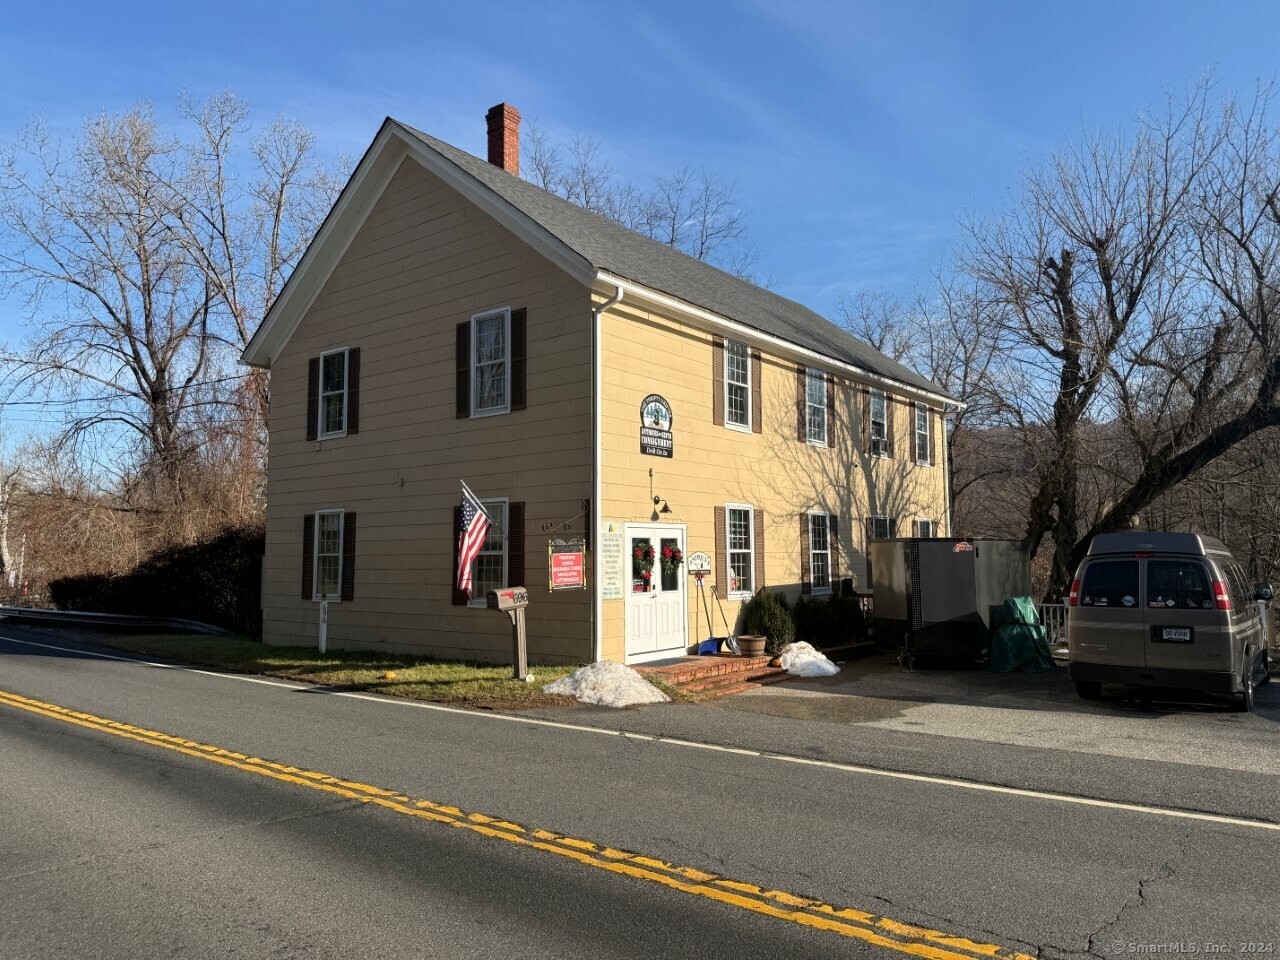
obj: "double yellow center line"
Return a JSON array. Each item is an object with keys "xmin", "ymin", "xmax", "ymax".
[{"xmin": 0, "ymin": 688, "xmax": 1033, "ymax": 960}]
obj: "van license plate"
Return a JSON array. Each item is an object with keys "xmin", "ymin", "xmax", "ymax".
[{"xmin": 1161, "ymin": 627, "xmax": 1192, "ymax": 643}]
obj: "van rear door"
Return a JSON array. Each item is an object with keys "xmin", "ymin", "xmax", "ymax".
[
  {"xmin": 1073, "ymin": 559, "xmax": 1144, "ymax": 666},
  {"xmin": 1143, "ymin": 558, "xmax": 1224, "ymax": 673}
]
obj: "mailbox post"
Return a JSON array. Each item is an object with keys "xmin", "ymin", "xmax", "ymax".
[{"xmin": 487, "ymin": 586, "xmax": 530, "ymax": 680}]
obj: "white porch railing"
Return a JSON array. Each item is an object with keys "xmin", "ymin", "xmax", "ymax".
[{"xmin": 1038, "ymin": 603, "xmax": 1069, "ymax": 645}]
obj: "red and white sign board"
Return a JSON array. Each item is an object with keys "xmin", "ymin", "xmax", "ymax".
[{"xmin": 550, "ymin": 550, "xmax": 586, "ymax": 590}]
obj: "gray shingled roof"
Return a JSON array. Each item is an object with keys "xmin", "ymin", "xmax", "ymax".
[{"xmin": 397, "ymin": 121, "xmax": 950, "ymax": 400}]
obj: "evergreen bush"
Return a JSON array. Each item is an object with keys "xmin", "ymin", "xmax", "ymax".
[{"xmin": 739, "ymin": 588, "xmax": 795, "ymax": 654}]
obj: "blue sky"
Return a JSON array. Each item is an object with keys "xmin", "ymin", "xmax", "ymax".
[{"xmin": 2, "ymin": 0, "xmax": 1278, "ymax": 368}]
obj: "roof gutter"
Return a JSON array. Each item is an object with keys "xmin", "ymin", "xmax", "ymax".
[
  {"xmin": 591, "ymin": 284, "xmax": 623, "ymax": 663},
  {"xmin": 593, "ymin": 271, "xmax": 963, "ymax": 410}
]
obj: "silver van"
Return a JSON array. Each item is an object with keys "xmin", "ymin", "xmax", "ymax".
[{"xmin": 1067, "ymin": 532, "xmax": 1273, "ymax": 711}]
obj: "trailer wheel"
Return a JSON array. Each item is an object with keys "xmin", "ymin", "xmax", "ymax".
[{"xmin": 1075, "ymin": 680, "xmax": 1102, "ymax": 701}]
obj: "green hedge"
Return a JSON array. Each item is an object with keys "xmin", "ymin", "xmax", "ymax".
[
  {"xmin": 741, "ymin": 585, "xmax": 869, "ymax": 653},
  {"xmin": 48, "ymin": 526, "xmax": 264, "ymax": 635}
]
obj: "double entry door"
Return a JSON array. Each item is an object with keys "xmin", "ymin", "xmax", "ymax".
[{"xmin": 624, "ymin": 523, "xmax": 688, "ymax": 663}]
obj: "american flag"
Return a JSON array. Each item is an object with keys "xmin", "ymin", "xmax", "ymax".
[{"xmin": 456, "ymin": 486, "xmax": 491, "ymax": 598}]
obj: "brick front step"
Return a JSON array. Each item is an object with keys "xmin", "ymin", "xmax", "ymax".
[
  {"xmin": 681, "ymin": 667, "xmax": 789, "ymax": 693},
  {"xmin": 636, "ymin": 653, "xmax": 791, "ymax": 698}
]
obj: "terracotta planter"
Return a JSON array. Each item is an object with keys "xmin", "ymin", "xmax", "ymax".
[{"xmin": 737, "ymin": 634, "xmax": 767, "ymax": 657}]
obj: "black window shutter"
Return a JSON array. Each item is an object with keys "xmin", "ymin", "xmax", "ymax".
[
  {"xmin": 346, "ymin": 348, "xmax": 361, "ymax": 435},
  {"xmin": 826, "ymin": 373, "xmax": 836, "ymax": 447},
  {"xmin": 507, "ymin": 502, "xmax": 525, "ymax": 586},
  {"xmin": 929, "ymin": 409, "xmax": 938, "ymax": 466},
  {"xmin": 456, "ymin": 322, "xmax": 471, "ymax": 419},
  {"xmin": 886, "ymin": 395, "xmax": 897, "ymax": 458},
  {"xmin": 795, "ymin": 365, "xmax": 806, "ymax": 442},
  {"xmin": 889, "ymin": 517, "xmax": 899, "ymax": 538},
  {"xmin": 750, "ymin": 349, "xmax": 763, "ymax": 434},
  {"xmin": 831, "ymin": 516, "xmax": 842, "ymax": 585},
  {"xmin": 510, "ymin": 309, "xmax": 527, "ymax": 411},
  {"xmin": 715, "ymin": 506, "xmax": 727, "ymax": 595},
  {"xmin": 866, "ymin": 516, "xmax": 875, "ymax": 545},
  {"xmin": 712, "ymin": 336, "xmax": 725, "ymax": 427},
  {"xmin": 753, "ymin": 509, "xmax": 766, "ymax": 590},
  {"xmin": 301, "ymin": 514, "xmax": 315, "ymax": 599},
  {"xmin": 861, "ymin": 388, "xmax": 871, "ymax": 453},
  {"xmin": 306, "ymin": 358, "xmax": 319, "ymax": 441},
  {"xmin": 451, "ymin": 506, "xmax": 467, "ymax": 605},
  {"xmin": 800, "ymin": 514, "xmax": 812, "ymax": 595},
  {"xmin": 341, "ymin": 513, "xmax": 357, "ymax": 601}
]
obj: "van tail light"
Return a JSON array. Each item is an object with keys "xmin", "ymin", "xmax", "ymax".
[
  {"xmin": 1068, "ymin": 579, "xmax": 1081, "ymax": 606},
  {"xmin": 1212, "ymin": 580, "xmax": 1231, "ymax": 610}
]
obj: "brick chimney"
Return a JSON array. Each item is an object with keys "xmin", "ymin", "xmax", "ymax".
[{"xmin": 485, "ymin": 103, "xmax": 521, "ymax": 175}]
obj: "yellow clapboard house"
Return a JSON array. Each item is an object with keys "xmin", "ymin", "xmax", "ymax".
[{"xmin": 243, "ymin": 104, "xmax": 955, "ymax": 665}]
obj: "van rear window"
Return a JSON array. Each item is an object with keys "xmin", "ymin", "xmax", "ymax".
[
  {"xmin": 1079, "ymin": 560, "xmax": 1138, "ymax": 608},
  {"xmin": 1146, "ymin": 560, "xmax": 1211, "ymax": 610}
]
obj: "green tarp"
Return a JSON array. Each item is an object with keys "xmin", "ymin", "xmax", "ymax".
[{"xmin": 989, "ymin": 596, "xmax": 1056, "ymax": 673}]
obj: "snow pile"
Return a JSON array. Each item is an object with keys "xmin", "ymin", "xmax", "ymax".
[
  {"xmin": 543, "ymin": 661, "xmax": 671, "ymax": 707},
  {"xmin": 778, "ymin": 641, "xmax": 841, "ymax": 678}
]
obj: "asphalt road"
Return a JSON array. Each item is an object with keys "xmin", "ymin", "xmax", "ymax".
[{"xmin": 2, "ymin": 625, "xmax": 1277, "ymax": 960}]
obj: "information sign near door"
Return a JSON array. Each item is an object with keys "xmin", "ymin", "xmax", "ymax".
[{"xmin": 548, "ymin": 537, "xmax": 586, "ymax": 591}]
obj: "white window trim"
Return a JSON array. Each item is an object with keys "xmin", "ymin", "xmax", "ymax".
[
  {"xmin": 870, "ymin": 387, "xmax": 888, "ymax": 457},
  {"xmin": 808, "ymin": 511, "xmax": 832, "ymax": 596},
  {"xmin": 313, "ymin": 508, "xmax": 345, "ymax": 602},
  {"xmin": 724, "ymin": 338, "xmax": 752, "ymax": 433},
  {"xmin": 915, "ymin": 518, "xmax": 935, "ymax": 538},
  {"xmin": 725, "ymin": 502, "xmax": 756, "ymax": 600},
  {"xmin": 467, "ymin": 497, "xmax": 509, "ymax": 608},
  {"xmin": 915, "ymin": 402, "xmax": 931, "ymax": 465},
  {"xmin": 806, "ymin": 368, "xmax": 828, "ymax": 447},
  {"xmin": 317, "ymin": 347, "xmax": 349, "ymax": 440},
  {"xmin": 471, "ymin": 307, "xmax": 512, "ymax": 418},
  {"xmin": 869, "ymin": 515, "xmax": 891, "ymax": 541}
]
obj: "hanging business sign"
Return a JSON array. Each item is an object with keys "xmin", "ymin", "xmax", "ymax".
[
  {"xmin": 639, "ymin": 394, "xmax": 673, "ymax": 458},
  {"xmin": 600, "ymin": 521, "xmax": 625, "ymax": 601},
  {"xmin": 548, "ymin": 537, "xmax": 587, "ymax": 591},
  {"xmin": 686, "ymin": 551, "xmax": 712, "ymax": 575}
]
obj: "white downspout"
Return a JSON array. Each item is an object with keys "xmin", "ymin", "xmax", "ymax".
[
  {"xmin": 942, "ymin": 405, "xmax": 955, "ymax": 537},
  {"xmin": 592, "ymin": 285, "xmax": 623, "ymax": 663}
]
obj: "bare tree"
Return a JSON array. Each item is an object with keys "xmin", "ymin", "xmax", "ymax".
[
  {"xmin": 522, "ymin": 120, "xmax": 759, "ymax": 278},
  {"xmin": 0, "ymin": 94, "xmax": 336, "ymax": 513},
  {"xmin": 0, "ymin": 108, "xmax": 215, "ymax": 498},
  {"xmin": 837, "ymin": 282, "xmax": 1004, "ymax": 521},
  {"xmin": 961, "ymin": 82, "xmax": 1280, "ymax": 595}
]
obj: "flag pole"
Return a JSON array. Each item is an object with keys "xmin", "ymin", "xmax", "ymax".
[{"xmin": 459, "ymin": 479, "xmax": 490, "ymax": 520}]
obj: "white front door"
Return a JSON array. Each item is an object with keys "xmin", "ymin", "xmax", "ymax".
[{"xmin": 624, "ymin": 524, "xmax": 688, "ymax": 663}]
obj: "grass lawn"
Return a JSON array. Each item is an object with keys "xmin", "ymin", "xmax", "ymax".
[{"xmin": 88, "ymin": 633, "xmax": 594, "ymax": 709}]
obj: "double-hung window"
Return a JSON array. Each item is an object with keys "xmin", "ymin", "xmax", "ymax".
[
  {"xmin": 869, "ymin": 516, "xmax": 892, "ymax": 541},
  {"xmin": 726, "ymin": 339, "xmax": 751, "ymax": 430},
  {"xmin": 915, "ymin": 518, "xmax": 935, "ymax": 538},
  {"xmin": 313, "ymin": 510, "xmax": 344, "ymax": 599},
  {"xmin": 809, "ymin": 513, "xmax": 831, "ymax": 594},
  {"xmin": 806, "ymin": 368, "xmax": 827, "ymax": 445},
  {"xmin": 915, "ymin": 403, "xmax": 931, "ymax": 464},
  {"xmin": 727, "ymin": 505, "xmax": 755, "ymax": 598},
  {"xmin": 469, "ymin": 499, "xmax": 508, "ymax": 605},
  {"xmin": 472, "ymin": 309, "xmax": 510, "ymax": 416},
  {"xmin": 870, "ymin": 388, "xmax": 888, "ymax": 455},
  {"xmin": 319, "ymin": 349, "xmax": 349, "ymax": 437}
]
